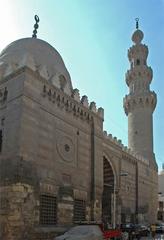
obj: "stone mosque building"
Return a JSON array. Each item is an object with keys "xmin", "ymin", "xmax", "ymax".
[{"xmin": 0, "ymin": 18, "xmax": 158, "ymax": 239}]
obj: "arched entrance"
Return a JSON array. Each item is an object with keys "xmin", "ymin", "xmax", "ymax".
[{"xmin": 102, "ymin": 156, "xmax": 115, "ymax": 226}]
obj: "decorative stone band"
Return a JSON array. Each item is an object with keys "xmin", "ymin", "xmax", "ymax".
[{"xmin": 123, "ymin": 91, "xmax": 157, "ymax": 115}]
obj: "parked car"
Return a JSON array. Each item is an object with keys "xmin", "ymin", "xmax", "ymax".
[
  {"xmin": 55, "ymin": 223, "xmax": 123, "ymax": 240},
  {"xmin": 137, "ymin": 224, "xmax": 150, "ymax": 236},
  {"xmin": 55, "ymin": 225, "xmax": 103, "ymax": 240},
  {"xmin": 120, "ymin": 223, "xmax": 140, "ymax": 239},
  {"xmin": 155, "ymin": 223, "xmax": 164, "ymax": 233}
]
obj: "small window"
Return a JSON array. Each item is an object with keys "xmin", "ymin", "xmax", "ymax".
[
  {"xmin": 0, "ymin": 130, "xmax": 2, "ymax": 152},
  {"xmin": 74, "ymin": 199, "xmax": 86, "ymax": 222},
  {"xmin": 159, "ymin": 201, "xmax": 163, "ymax": 208},
  {"xmin": 136, "ymin": 59, "xmax": 140, "ymax": 65},
  {"xmin": 40, "ymin": 194, "xmax": 57, "ymax": 225}
]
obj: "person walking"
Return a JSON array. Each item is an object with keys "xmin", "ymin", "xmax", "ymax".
[
  {"xmin": 150, "ymin": 224, "xmax": 156, "ymax": 239},
  {"xmin": 122, "ymin": 231, "xmax": 129, "ymax": 240}
]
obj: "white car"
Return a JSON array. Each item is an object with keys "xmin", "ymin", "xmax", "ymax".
[{"xmin": 55, "ymin": 225, "xmax": 103, "ymax": 240}]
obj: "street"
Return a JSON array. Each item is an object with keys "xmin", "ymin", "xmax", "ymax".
[{"xmin": 140, "ymin": 234, "xmax": 164, "ymax": 239}]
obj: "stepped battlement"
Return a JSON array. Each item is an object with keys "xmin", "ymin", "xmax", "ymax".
[
  {"xmin": 103, "ymin": 130, "xmax": 148, "ymax": 165},
  {"xmin": 42, "ymin": 82, "xmax": 104, "ymax": 121}
]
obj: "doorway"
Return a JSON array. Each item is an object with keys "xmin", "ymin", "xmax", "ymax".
[{"xmin": 102, "ymin": 156, "xmax": 115, "ymax": 225}]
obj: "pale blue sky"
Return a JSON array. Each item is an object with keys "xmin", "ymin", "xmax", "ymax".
[{"xmin": 0, "ymin": 0, "xmax": 163, "ymax": 170}]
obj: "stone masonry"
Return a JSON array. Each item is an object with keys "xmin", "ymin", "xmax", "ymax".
[{"xmin": 0, "ymin": 23, "xmax": 158, "ymax": 240}]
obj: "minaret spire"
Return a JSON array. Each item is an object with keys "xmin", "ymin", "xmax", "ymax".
[
  {"xmin": 32, "ymin": 15, "xmax": 40, "ymax": 38},
  {"xmin": 123, "ymin": 22, "xmax": 157, "ymax": 162},
  {"xmin": 135, "ymin": 18, "xmax": 139, "ymax": 29}
]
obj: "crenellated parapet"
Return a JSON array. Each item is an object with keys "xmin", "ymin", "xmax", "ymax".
[
  {"xmin": 103, "ymin": 131, "xmax": 123, "ymax": 147},
  {"xmin": 81, "ymin": 95, "xmax": 89, "ymax": 107},
  {"xmin": 122, "ymin": 146, "xmax": 149, "ymax": 165},
  {"xmin": 103, "ymin": 130, "xmax": 148, "ymax": 164},
  {"xmin": 123, "ymin": 91, "xmax": 157, "ymax": 115},
  {"xmin": 72, "ymin": 88, "xmax": 80, "ymax": 102},
  {"xmin": 42, "ymin": 82, "xmax": 104, "ymax": 123}
]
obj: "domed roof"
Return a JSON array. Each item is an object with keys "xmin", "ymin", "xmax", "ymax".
[
  {"xmin": 0, "ymin": 38, "xmax": 73, "ymax": 95},
  {"xmin": 132, "ymin": 29, "xmax": 144, "ymax": 44}
]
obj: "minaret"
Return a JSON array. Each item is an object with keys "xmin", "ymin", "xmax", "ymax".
[{"xmin": 123, "ymin": 19, "xmax": 157, "ymax": 161}]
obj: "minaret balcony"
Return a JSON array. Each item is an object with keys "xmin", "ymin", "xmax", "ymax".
[
  {"xmin": 128, "ymin": 44, "xmax": 148, "ymax": 61},
  {"xmin": 123, "ymin": 91, "xmax": 157, "ymax": 115},
  {"xmin": 125, "ymin": 67, "xmax": 153, "ymax": 86}
]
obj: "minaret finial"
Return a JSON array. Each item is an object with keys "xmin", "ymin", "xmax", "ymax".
[
  {"xmin": 32, "ymin": 15, "xmax": 40, "ymax": 38},
  {"xmin": 135, "ymin": 18, "xmax": 139, "ymax": 29}
]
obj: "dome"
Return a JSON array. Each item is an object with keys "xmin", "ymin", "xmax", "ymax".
[
  {"xmin": 0, "ymin": 38, "xmax": 73, "ymax": 95},
  {"xmin": 132, "ymin": 29, "xmax": 144, "ymax": 44}
]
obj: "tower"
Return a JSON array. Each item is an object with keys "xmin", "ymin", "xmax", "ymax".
[{"xmin": 124, "ymin": 20, "xmax": 157, "ymax": 162}]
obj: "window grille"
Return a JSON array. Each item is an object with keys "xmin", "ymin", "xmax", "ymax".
[
  {"xmin": 40, "ymin": 194, "xmax": 57, "ymax": 225},
  {"xmin": 74, "ymin": 199, "xmax": 86, "ymax": 222}
]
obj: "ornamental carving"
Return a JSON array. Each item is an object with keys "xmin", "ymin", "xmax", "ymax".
[{"xmin": 56, "ymin": 130, "xmax": 75, "ymax": 162}]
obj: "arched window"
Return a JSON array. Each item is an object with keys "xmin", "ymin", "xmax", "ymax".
[
  {"xmin": 136, "ymin": 59, "xmax": 140, "ymax": 65},
  {"xmin": 102, "ymin": 157, "xmax": 114, "ymax": 224}
]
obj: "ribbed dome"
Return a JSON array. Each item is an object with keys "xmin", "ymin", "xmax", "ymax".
[{"xmin": 0, "ymin": 38, "xmax": 73, "ymax": 95}]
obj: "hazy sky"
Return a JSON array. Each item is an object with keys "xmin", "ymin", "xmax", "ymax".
[{"xmin": 0, "ymin": 0, "xmax": 163, "ymax": 170}]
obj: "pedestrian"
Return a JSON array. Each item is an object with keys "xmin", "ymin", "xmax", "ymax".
[
  {"xmin": 122, "ymin": 231, "xmax": 128, "ymax": 240},
  {"xmin": 150, "ymin": 224, "xmax": 156, "ymax": 239}
]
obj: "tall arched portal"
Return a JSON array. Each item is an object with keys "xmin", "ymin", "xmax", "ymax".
[{"xmin": 102, "ymin": 156, "xmax": 115, "ymax": 226}]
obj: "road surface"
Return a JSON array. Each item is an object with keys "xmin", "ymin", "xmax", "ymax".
[{"xmin": 140, "ymin": 234, "xmax": 164, "ymax": 239}]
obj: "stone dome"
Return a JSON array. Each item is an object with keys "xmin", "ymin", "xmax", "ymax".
[
  {"xmin": 132, "ymin": 29, "xmax": 144, "ymax": 44},
  {"xmin": 0, "ymin": 38, "xmax": 73, "ymax": 95}
]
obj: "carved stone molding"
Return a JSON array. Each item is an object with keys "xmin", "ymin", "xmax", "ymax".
[{"xmin": 56, "ymin": 129, "xmax": 75, "ymax": 163}]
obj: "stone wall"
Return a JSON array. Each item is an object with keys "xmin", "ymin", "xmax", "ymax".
[
  {"xmin": 0, "ymin": 66, "xmax": 158, "ymax": 239},
  {"xmin": 0, "ymin": 183, "xmax": 39, "ymax": 240}
]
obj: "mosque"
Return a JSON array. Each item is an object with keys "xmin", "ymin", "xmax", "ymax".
[{"xmin": 0, "ymin": 17, "xmax": 158, "ymax": 239}]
